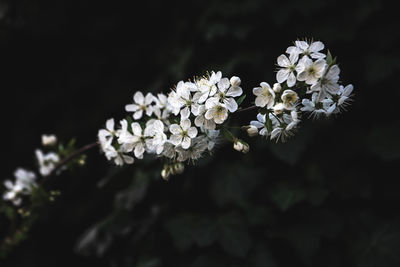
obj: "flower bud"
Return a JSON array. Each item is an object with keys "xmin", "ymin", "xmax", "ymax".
[
  {"xmin": 42, "ymin": 134, "xmax": 57, "ymax": 146},
  {"xmin": 230, "ymin": 76, "xmax": 241, "ymax": 87},
  {"xmin": 246, "ymin": 125, "xmax": 259, "ymax": 137},
  {"xmin": 174, "ymin": 163, "xmax": 184, "ymax": 174},
  {"xmin": 233, "ymin": 140, "xmax": 249, "ymax": 153},
  {"xmin": 273, "ymin": 83, "xmax": 282, "ymax": 93},
  {"xmin": 161, "ymin": 168, "xmax": 170, "ymax": 181}
]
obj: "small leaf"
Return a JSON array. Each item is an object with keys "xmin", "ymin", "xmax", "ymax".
[
  {"xmin": 221, "ymin": 127, "xmax": 235, "ymax": 143},
  {"xmin": 269, "ymin": 184, "xmax": 306, "ymax": 211},
  {"xmin": 236, "ymin": 94, "xmax": 246, "ymax": 106}
]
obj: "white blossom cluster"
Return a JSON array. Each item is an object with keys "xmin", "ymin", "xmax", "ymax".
[
  {"xmin": 248, "ymin": 39, "xmax": 354, "ymax": 141},
  {"xmin": 2, "ymin": 135, "xmax": 61, "ymax": 206},
  {"xmin": 98, "ymin": 71, "xmax": 244, "ymax": 179},
  {"xmin": 2, "ymin": 168, "xmax": 37, "ymax": 206}
]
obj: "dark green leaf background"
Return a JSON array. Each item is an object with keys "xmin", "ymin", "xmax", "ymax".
[{"xmin": 1, "ymin": 0, "xmax": 400, "ymax": 266}]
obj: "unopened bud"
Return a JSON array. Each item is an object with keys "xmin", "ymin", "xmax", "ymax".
[
  {"xmin": 273, "ymin": 83, "xmax": 282, "ymax": 93},
  {"xmin": 161, "ymin": 169, "xmax": 170, "ymax": 181},
  {"xmin": 42, "ymin": 135, "xmax": 57, "ymax": 146},
  {"xmin": 246, "ymin": 125, "xmax": 259, "ymax": 137},
  {"xmin": 174, "ymin": 163, "xmax": 184, "ymax": 174},
  {"xmin": 233, "ymin": 140, "xmax": 249, "ymax": 153}
]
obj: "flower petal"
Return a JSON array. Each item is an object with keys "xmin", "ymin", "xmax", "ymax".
[
  {"xmin": 134, "ymin": 91, "xmax": 144, "ymax": 104},
  {"xmin": 187, "ymin": 127, "xmax": 198, "ymax": 138}
]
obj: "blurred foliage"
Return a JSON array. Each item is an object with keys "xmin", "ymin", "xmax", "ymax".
[{"xmin": 1, "ymin": 0, "xmax": 400, "ymax": 266}]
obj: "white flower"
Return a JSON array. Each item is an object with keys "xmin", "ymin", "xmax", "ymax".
[
  {"xmin": 125, "ymin": 91, "xmax": 155, "ymax": 120},
  {"xmin": 98, "ymin": 118, "xmax": 115, "ymax": 144},
  {"xmin": 153, "ymin": 93, "xmax": 171, "ymax": 120},
  {"xmin": 129, "ymin": 122, "xmax": 147, "ymax": 159},
  {"xmin": 297, "ymin": 58, "xmax": 326, "ymax": 85},
  {"xmin": 204, "ymin": 101, "xmax": 229, "ymax": 124},
  {"xmin": 102, "ymin": 141, "xmax": 134, "ymax": 166},
  {"xmin": 205, "ymin": 77, "xmax": 242, "ymax": 113},
  {"xmin": 253, "ymin": 82, "xmax": 275, "ymax": 108},
  {"xmin": 3, "ymin": 168, "xmax": 37, "ymax": 206},
  {"xmin": 41, "ymin": 134, "xmax": 57, "ymax": 146},
  {"xmin": 281, "ymin": 90, "xmax": 299, "ymax": 109},
  {"xmin": 334, "ymin": 84, "xmax": 354, "ymax": 113},
  {"xmin": 310, "ymin": 65, "xmax": 340, "ymax": 101},
  {"xmin": 276, "ymin": 54, "xmax": 302, "ymax": 87},
  {"xmin": 250, "ymin": 113, "xmax": 269, "ymax": 137},
  {"xmin": 301, "ymin": 93, "xmax": 336, "ymax": 118},
  {"xmin": 193, "ymin": 71, "xmax": 221, "ymax": 103},
  {"xmin": 35, "ymin": 149, "xmax": 60, "ymax": 176},
  {"xmin": 168, "ymin": 81, "xmax": 200, "ymax": 117},
  {"xmin": 194, "ymin": 105, "xmax": 216, "ymax": 130},
  {"xmin": 287, "ymin": 40, "xmax": 326, "ymax": 59},
  {"xmin": 145, "ymin": 119, "xmax": 167, "ymax": 154},
  {"xmin": 169, "ymin": 119, "xmax": 198, "ymax": 149}
]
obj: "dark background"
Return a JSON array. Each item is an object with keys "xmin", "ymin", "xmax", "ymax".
[{"xmin": 1, "ymin": 0, "xmax": 400, "ymax": 266}]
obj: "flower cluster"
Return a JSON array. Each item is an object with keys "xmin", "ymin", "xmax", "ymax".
[
  {"xmin": 247, "ymin": 39, "xmax": 354, "ymax": 141},
  {"xmin": 2, "ymin": 168, "xmax": 37, "ymax": 206},
  {"xmin": 98, "ymin": 72, "xmax": 244, "ymax": 179},
  {"xmin": 98, "ymin": 39, "xmax": 354, "ymax": 178},
  {"xmin": 2, "ymin": 134, "xmax": 74, "ymax": 206}
]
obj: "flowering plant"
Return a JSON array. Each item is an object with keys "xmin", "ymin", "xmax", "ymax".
[{"xmin": 0, "ymin": 39, "xmax": 353, "ymax": 256}]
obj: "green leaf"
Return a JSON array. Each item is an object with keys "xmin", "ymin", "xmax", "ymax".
[
  {"xmin": 326, "ymin": 50, "xmax": 333, "ymax": 65},
  {"xmin": 236, "ymin": 94, "xmax": 246, "ymax": 106},
  {"xmin": 217, "ymin": 212, "xmax": 252, "ymax": 258},
  {"xmin": 221, "ymin": 127, "xmax": 235, "ymax": 143},
  {"xmin": 269, "ymin": 184, "xmax": 307, "ymax": 212}
]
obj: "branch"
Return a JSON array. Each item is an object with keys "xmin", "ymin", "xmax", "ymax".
[
  {"xmin": 236, "ymin": 105, "xmax": 258, "ymax": 113},
  {"xmin": 42, "ymin": 141, "xmax": 99, "ymax": 181}
]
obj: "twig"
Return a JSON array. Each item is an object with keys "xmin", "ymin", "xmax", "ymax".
[
  {"xmin": 42, "ymin": 141, "xmax": 99, "ymax": 181},
  {"xmin": 236, "ymin": 105, "xmax": 258, "ymax": 113}
]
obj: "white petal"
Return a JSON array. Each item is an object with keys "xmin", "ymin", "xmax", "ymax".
[
  {"xmin": 134, "ymin": 143, "xmax": 145, "ymax": 159},
  {"xmin": 276, "ymin": 69, "xmax": 290, "ymax": 83},
  {"xmin": 252, "ymin": 87, "xmax": 264, "ymax": 96},
  {"xmin": 295, "ymin": 40, "xmax": 309, "ymax": 50},
  {"xmin": 309, "ymin": 41, "xmax": 324, "ymax": 52},
  {"xmin": 122, "ymin": 155, "xmax": 134, "ymax": 164},
  {"xmin": 187, "ymin": 127, "xmax": 198, "ymax": 138},
  {"xmin": 169, "ymin": 124, "xmax": 181, "ymax": 135},
  {"xmin": 125, "ymin": 104, "xmax": 139, "ymax": 112},
  {"xmin": 205, "ymin": 97, "xmax": 219, "ymax": 110},
  {"xmin": 131, "ymin": 122, "xmax": 142, "ymax": 136},
  {"xmin": 133, "ymin": 110, "xmax": 143, "ymax": 120},
  {"xmin": 180, "ymin": 119, "xmax": 191, "ymax": 130},
  {"xmin": 250, "ymin": 121, "xmax": 264, "ymax": 129},
  {"xmin": 195, "ymin": 115, "xmax": 204, "ymax": 127},
  {"xmin": 217, "ymin": 78, "xmax": 230, "ymax": 93},
  {"xmin": 287, "ymin": 72, "xmax": 296, "ymax": 87},
  {"xmin": 106, "ymin": 119, "xmax": 114, "ymax": 131},
  {"xmin": 255, "ymin": 96, "xmax": 267, "ymax": 107},
  {"xmin": 169, "ymin": 134, "xmax": 182, "ymax": 146},
  {"xmin": 226, "ymin": 86, "xmax": 243, "ymax": 97},
  {"xmin": 181, "ymin": 136, "xmax": 191, "ymax": 149},
  {"xmin": 256, "ymin": 113, "xmax": 266, "ymax": 123},
  {"xmin": 224, "ymin": 98, "xmax": 238, "ymax": 112},
  {"xmin": 134, "ymin": 91, "xmax": 145, "ymax": 104},
  {"xmin": 277, "ymin": 54, "xmax": 290, "ymax": 67},
  {"xmin": 180, "ymin": 106, "xmax": 190, "ymax": 119},
  {"xmin": 343, "ymin": 84, "xmax": 354, "ymax": 97},
  {"xmin": 205, "ymin": 109, "xmax": 215, "ymax": 120}
]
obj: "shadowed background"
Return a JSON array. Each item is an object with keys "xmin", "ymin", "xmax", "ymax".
[{"xmin": 1, "ymin": 0, "xmax": 400, "ymax": 266}]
